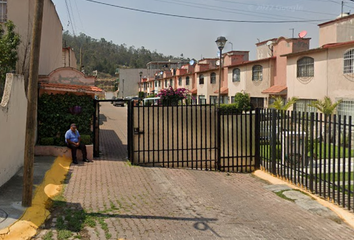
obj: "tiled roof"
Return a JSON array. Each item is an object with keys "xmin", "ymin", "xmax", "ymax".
[
  {"xmin": 262, "ymin": 85, "xmax": 287, "ymax": 94},
  {"xmin": 40, "ymin": 83, "xmax": 103, "ymax": 93},
  {"xmin": 214, "ymin": 87, "xmax": 229, "ymax": 95}
]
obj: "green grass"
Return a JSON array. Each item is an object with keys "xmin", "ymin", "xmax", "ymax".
[
  {"xmin": 43, "ymin": 231, "xmax": 53, "ymax": 240},
  {"xmin": 314, "ymin": 143, "xmax": 354, "ymax": 159},
  {"xmin": 320, "ymin": 172, "xmax": 354, "ymax": 182}
]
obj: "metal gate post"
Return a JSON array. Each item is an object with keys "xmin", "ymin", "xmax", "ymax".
[
  {"xmin": 128, "ymin": 100, "xmax": 135, "ymax": 164},
  {"xmin": 271, "ymin": 109, "xmax": 277, "ymax": 175},
  {"xmin": 217, "ymin": 108, "xmax": 221, "ymax": 171},
  {"xmin": 309, "ymin": 112, "xmax": 315, "ymax": 192},
  {"xmin": 255, "ymin": 108, "xmax": 261, "ymax": 170},
  {"xmin": 93, "ymin": 99, "xmax": 100, "ymax": 157}
]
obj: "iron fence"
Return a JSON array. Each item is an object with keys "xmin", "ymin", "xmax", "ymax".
[{"xmin": 260, "ymin": 109, "xmax": 353, "ymax": 211}]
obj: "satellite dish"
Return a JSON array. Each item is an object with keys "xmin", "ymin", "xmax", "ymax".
[
  {"xmin": 189, "ymin": 59, "xmax": 195, "ymax": 65},
  {"xmin": 266, "ymin": 41, "xmax": 273, "ymax": 46},
  {"xmin": 298, "ymin": 30, "xmax": 307, "ymax": 38},
  {"xmin": 216, "ymin": 60, "xmax": 220, "ymax": 66}
]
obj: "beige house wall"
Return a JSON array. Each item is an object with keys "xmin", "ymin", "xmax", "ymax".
[
  {"xmin": 286, "ymin": 51, "xmax": 328, "ymax": 100},
  {"xmin": 0, "ymin": 74, "xmax": 27, "ymax": 187},
  {"xmin": 8, "ymin": 0, "xmax": 63, "ymax": 76},
  {"xmin": 197, "ymin": 71, "xmax": 219, "ymax": 103},
  {"xmin": 327, "ymin": 46, "xmax": 354, "ymax": 101},
  {"xmin": 319, "ymin": 24, "xmax": 337, "ymax": 46},
  {"xmin": 228, "ymin": 67, "xmax": 247, "ymax": 96},
  {"xmin": 245, "ymin": 63, "xmax": 272, "ymax": 98}
]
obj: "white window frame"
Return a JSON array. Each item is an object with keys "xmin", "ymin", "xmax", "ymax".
[{"xmin": 344, "ymin": 49, "xmax": 354, "ymax": 74}]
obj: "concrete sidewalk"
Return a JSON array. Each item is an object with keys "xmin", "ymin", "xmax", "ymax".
[{"xmin": 0, "ymin": 156, "xmax": 56, "ymax": 231}]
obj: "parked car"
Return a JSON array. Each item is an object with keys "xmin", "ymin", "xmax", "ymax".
[{"xmin": 113, "ymin": 98, "xmax": 125, "ymax": 107}]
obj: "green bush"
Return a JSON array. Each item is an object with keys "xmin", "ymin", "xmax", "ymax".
[
  {"xmin": 38, "ymin": 93, "xmax": 95, "ymax": 146},
  {"xmin": 80, "ymin": 135, "xmax": 92, "ymax": 145},
  {"xmin": 39, "ymin": 137, "xmax": 55, "ymax": 145}
]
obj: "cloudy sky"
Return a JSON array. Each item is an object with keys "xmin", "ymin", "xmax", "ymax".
[{"xmin": 51, "ymin": 0, "xmax": 353, "ymax": 60}]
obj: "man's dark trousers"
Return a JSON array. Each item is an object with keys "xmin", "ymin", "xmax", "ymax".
[{"xmin": 67, "ymin": 143, "xmax": 87, "ymax": 162}]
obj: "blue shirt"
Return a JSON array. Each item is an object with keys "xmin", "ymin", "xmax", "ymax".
[{"xmin": 65, "ymin": 129, "xmax": 80, "ymax": 143}]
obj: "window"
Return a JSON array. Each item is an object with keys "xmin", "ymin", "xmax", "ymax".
[
  {"xmin": 198, "ymin": 95, "xmax": 206, "ymax": 104},
  {"xmin": 297, "ymin": 57, "xmax": 314, "ymax": 77},
  {"xmin": 250, "ymin": 97, "xmax": 264, "ymax": 108},
  {"xmin": 178, "ymin": 77, "xmax": 182, "ymax": 86},
  {"xmin": 155, "ymin": 81, "xmax": 158, "ymax": 87},
  {"xmin": 0, "ymin": 0, "xmax": 7, "ymax": 22},
  {"xmin": 232, "ymin": 68, "xmax": 240, "ymax": 82},
  {"xmin": 210, "ymin": 72, "xmax": 216, "ymax": 84},
  {"xmin": 252, "ymin": 65, "xmax": 263, "ymax": 81},
  {"xmin": 231, "ymin": 96, "xmax": 235, "ymax": 103},
  {"xmin": 159, "ymin": 80, "xmax": 161, "ymax": 87},
  {"xmin": 294, "ymin": 99, "xmax": 317, "ymax": 113},
  {"xmin": 186, "ymin": 76, "xmax": 190, "ymax": 86},
  {"xmin": 210, "ymin": 96, "xmax": 217, "ymax": 105},
  {"xmin": 344, "ymin": 49, "xmax": 354, "ymax": 74},
  {"xmin": 164, "ymin": 80, "xmax": 167, "ymax": 88},
  {"xmin": 337, "ymin": 100, "xmax": 354, "ymax": 119},
  {"xmin": 199, "ymin": 74, "xmax": 204, "ymax": 84},
  {"xmin": 169, "ymin": 79, "xmax": 173, "ymax": 87}
]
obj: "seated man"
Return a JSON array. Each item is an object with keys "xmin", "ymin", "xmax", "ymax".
[{"xmin": 65, "ymin": 123, "xmax": 89, "ymax": 164}]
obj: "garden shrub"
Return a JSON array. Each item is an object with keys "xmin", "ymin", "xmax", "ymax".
[
  {"xmin": 38, "ymin": 93, "xmax": 95, "ymax": 146},
  {"xmin": 39, "ymin": 137, "xmax": 55, "ymax": 146},
  {"xmin": 80, "ymin": 135, "xmax": 91, "ymax": 145}
]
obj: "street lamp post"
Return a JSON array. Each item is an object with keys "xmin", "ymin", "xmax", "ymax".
[
  {"xmin": 215, "ymin": 36, "xmax": 227, "ymax": 108},
  {"xmin": 139, "ymin": 71, "xmax": 143, "ymax": 96},
  {"xmin": 122, "ymin": 79, "xmax": 124, "ymax": 98}
]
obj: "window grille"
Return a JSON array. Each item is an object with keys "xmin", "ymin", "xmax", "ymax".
[
  {"xmin": 252, "ymin": 65, "xmax": 263, "ymax": 81},
  {"xmin": 0, "ymin": 1, "xmax": 7, "ymax": 23},
  {"xmin": 232, "ymin": 68, "xmax": 240, "ymax": 82},
  {"xmin": 344, "ymin": 49, "xmax": 354, "ymax": 74},
  {"xmin": 297, "ymin": 57, "xmax": 314, "ymax": 77},
  {"xmin": 210, "ymin": 72, "xmax": 216, "ymax": 84}
]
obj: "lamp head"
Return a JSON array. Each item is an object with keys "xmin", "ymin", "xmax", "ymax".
[{"xmin": 215, "ymin": 36, "xmax": 227, "ymax": 51}]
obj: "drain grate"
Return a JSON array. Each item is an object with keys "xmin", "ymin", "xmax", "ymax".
[{"xmin": 0, "ymin": 209, "xmax": 8, "ymax": 223}]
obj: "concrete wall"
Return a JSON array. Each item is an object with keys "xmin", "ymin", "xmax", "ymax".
[
  {"xmin": 8, "ymin": 0, "xmax": 63, "ymax": 76},
  {"xmin": 0, "ymin": 74, "xmax": 27, "ymax": 187},
  {"xmin": 286, "ymin": 51, "xmax": 328, "ymax": 100},
  {"xmin": 117, "ymin": 69, "xmax": 159, "ymax": 98}
]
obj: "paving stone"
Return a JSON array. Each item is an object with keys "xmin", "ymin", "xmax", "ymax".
[{"xmin": 263, "ymin": 184, "xmax": 292, "ymax": 192}]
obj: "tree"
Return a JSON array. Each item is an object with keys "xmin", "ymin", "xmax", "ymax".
[
  {"xmin": 234, "ymin": 91, "xmax": 252, "ymax": 111},
  {"xmin": 270, "ymin": 96, "xmax": 298, "ymax": 110},
  {"xmin": 308, "ymin": 96, "xmax": 342, "ymax": 116},
  {"xmin": 0, "ymin": 21, "xmax": 20, "ymax": 100},
  {"xmin": 309, "ymin": 96, "xmax": 342, "ymax": 144}
]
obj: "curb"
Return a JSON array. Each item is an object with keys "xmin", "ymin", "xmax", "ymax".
[
  {"xmin": 253, "ymin": 170, "xmax": 354, "ymax": 229},
  {"xmin": 0, "ymin": 156, "xmax": 71, "ymax": 240}
]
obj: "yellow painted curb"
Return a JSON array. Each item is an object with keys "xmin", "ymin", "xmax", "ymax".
[
  {"xmin": 253, "ymin": 169, "xmax": 354, "ymax": 229},
  {"xmin": 0, "ymin": 156, "xmax": 71, "ymax": 240}
]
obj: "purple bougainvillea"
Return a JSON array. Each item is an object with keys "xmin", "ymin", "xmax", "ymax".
[{"xmin": 157, "ymin": 87, "xmax": 191, "ymax": 106}]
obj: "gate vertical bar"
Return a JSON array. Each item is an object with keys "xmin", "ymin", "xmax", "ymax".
[
  {"xmin": 129, "ymin": 101, "xmax": 135, "ymax": 164},
  {"xmin": 93, "ymin": 99, "xmax": 98, "ymax": 157},
  {"xmin": 217, "ymin": 108, "xmax": 221, "ymax": 171},
  {"xmin": 348, "ymin": 116, "xmax": 352, "ymax": 210},
  {"xmin": 271, "ymin": 109, "xmax": 277, "ymax": 175}
]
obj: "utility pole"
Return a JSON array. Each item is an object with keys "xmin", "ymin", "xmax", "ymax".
[
  {"xmin": 22, "ymin": 0, "xmax": 44, "ymax": 207},
  {"xmin": 289, "ymin": 28, "xmax": 295, "ymax": 38},
  {"xmin": 341, "ymin": 1, "xmax": 344, "ymax": 16}
]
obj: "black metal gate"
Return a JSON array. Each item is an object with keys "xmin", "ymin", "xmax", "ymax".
[{"xmin": 127, "ymin": 102, "xmax": 259, "ymax": 172}]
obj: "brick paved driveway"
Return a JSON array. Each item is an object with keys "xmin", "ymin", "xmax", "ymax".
[{"xmin": 40, "ymin": 102, "xmax": 354, "ymax": 239}]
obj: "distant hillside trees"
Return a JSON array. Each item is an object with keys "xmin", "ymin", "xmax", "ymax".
[{"xmin": 63, "ymin": 31, "xmax": 185, "ymax": 76}]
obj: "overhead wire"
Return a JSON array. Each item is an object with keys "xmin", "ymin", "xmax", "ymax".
[
  {"xmin": 83, "ymin": 0, "xmax": 331, "ymax": 23},
  {"xmin": 154, "ymin": 0, "xmax": 311, "ymax": 21},
  {"xmin": 64, "ymin": 0, "xmax": 76, "ymax": 35}
]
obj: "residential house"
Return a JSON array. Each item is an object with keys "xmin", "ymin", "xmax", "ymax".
[{"xmin": 284, "ymin": 14, "xmax": 354, "ymax": 117}]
